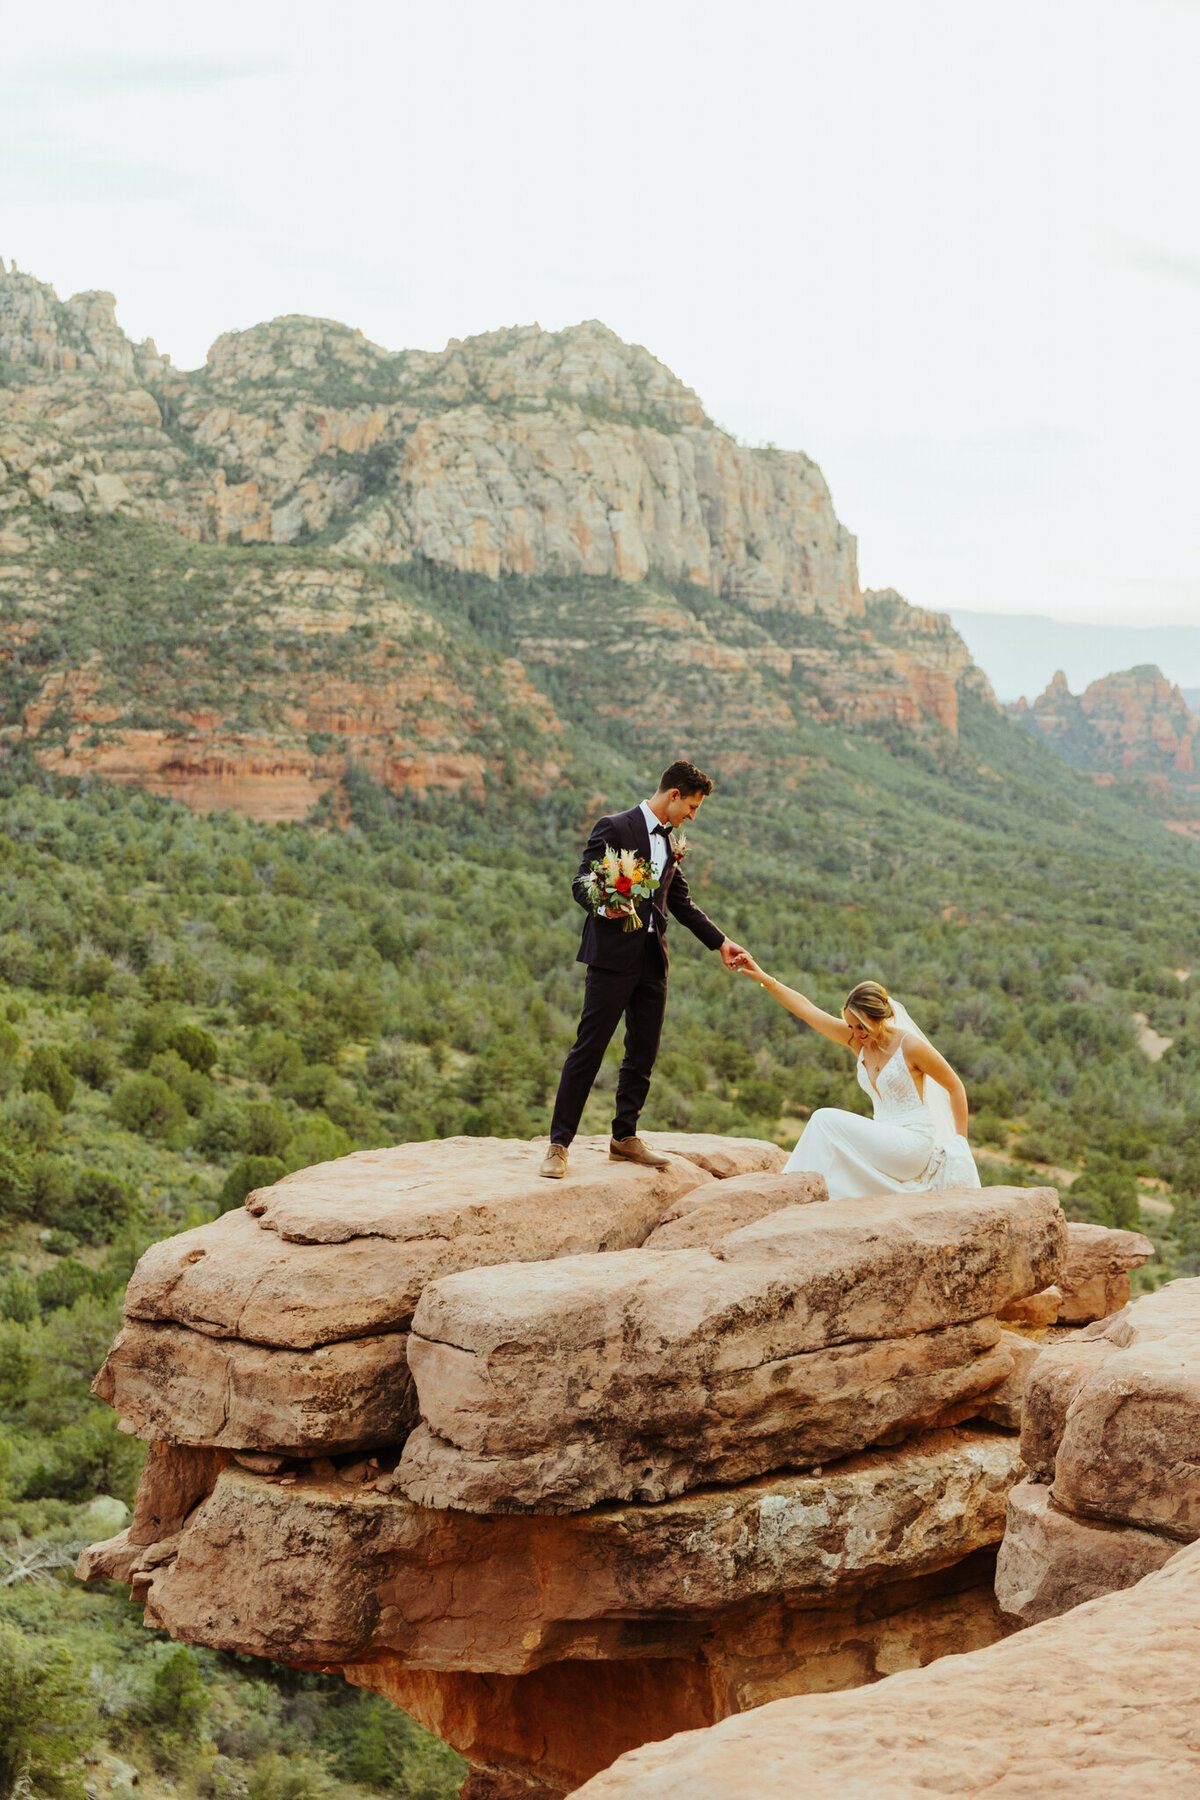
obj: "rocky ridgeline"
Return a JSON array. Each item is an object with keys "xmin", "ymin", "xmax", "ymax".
[
  {"xmin": 1011, "ymin": 664, "xmax": 1198, "ymax": 783},
  {"xmin": 0, "ymin": 260, "xmax": 997, "ymax": 819},
  {"xmin": 77, "ymin": 1131, "xmax": 1173, "ymax": 1796}
]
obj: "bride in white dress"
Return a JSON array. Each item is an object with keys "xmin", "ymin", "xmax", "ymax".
[{"xmin": 732, "ymin": 963, "xmax": 980, "ymax": 1200}]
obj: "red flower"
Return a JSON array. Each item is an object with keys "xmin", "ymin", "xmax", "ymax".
[{"xmin": 615, "ymin": 875, "xmax": 633, "ymax": 895}]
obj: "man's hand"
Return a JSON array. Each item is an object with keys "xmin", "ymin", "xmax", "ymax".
[{"xmin": 719, "ymin": 937, "xmax": 747, "ymax": 969}]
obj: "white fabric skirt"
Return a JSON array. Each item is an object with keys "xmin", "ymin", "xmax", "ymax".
[{"xmin": 784, "ymin": 1106, "xmax": 938, "ymax": 1202}]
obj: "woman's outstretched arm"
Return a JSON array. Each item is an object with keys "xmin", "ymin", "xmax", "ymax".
[
  {"xmin": 906, "ymin": 1036, "xmax": 970, "ymax": 1137},
  {"xmin": 733, "ymin": 952, "xmax": 853, "ymax": 1046}
]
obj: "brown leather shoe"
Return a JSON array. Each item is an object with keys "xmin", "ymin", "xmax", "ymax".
[
  {"xmin": 609, "ymin": 1135, "xmax": 670, "ymax": 1170},
  {"xmin": 539, "ymin": 1143, "xmax": 569, "ymax": 1179}
]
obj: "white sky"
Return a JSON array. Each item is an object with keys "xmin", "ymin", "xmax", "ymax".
[{"xmin": 2, "ymin": 0, "xmax": 1197, "ymax": 626}]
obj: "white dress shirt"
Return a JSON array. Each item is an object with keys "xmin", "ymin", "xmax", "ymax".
[{"xmin": 639, "ymin": 800, "xmax": 669, "ymax": 933}]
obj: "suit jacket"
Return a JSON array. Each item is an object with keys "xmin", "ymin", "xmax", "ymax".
[{"xmin": 572, "ymin": 806, "xmax": 725, "ymax": 973}]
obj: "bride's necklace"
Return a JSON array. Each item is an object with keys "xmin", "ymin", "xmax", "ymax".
[{"xmin": 861, "ymin": 1031, "xmax": 903, "ymax": 1089}]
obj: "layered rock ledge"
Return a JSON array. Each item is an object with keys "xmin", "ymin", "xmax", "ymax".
[
  {"xmin": 81, "ymin": 1135, "xmax": 1065, "ymax": 1793},
  {"xmin": 995, "ymin": 1276, "xmax": 1200, "ymax": 1625},
  {"xmin": 399, "ymin": 1186, "xmax": 1065, "ymax": 1512},
  {"xmin": 573, "ymin": 1539, "xmax": 1200, "ymax": 1799}
]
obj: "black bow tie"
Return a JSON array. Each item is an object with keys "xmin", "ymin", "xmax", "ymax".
[{"xmin": 652, "ymin": 823, "xmax": 672, "ymax": 837}]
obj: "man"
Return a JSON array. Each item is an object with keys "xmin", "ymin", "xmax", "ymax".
[{"xmin": 540, "ymin": 759, "xmax": 744, "ymax": 1177}]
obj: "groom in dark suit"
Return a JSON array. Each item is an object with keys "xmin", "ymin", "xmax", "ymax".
[{"xmin": 540, "ymin": 759, "xmax": 745, "ymax": 1177}]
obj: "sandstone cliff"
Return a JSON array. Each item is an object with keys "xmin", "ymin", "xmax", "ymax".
[
  {"xmin": 1, "ymin": 260, "xmax": 997, "ymax": 816},
  {"xmin": 80, "ymin": 1133, "xmax": 1068, "ymax": 1794},
  {"xmin": 1012, "ymin": 664, "xmax": 1197, "ymax": 782}
]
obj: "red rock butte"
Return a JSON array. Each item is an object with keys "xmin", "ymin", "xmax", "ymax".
[{"xmin": 79, "ymin": 1134, "xmax": 1187, "ymax": 1796}]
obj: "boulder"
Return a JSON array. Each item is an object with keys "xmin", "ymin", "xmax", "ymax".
[
  {"xmin": 93, "ymin": 1137, "xmax": 723, "ymax": 1457},
  {"xmin": 400, "ymin": 1187, "xmax": 1064, "ymax": 1511},
  {"xmin": 643, "ymin": 1170, "xmax": 826, "ymax": 1250},
  {"xmin": 124, "ymin": 1138, "xmax": 711, "ymax": 1349},
  {"xmin": 572, "ymin": 1540, "xmax": 1200, "ymax": 1799},
  {"xmin": 93, "ymin": 1320, "xmax": 414, "ymax": 1454},
  {"xmin": 1050, "ymin": 1283, "xmax": 1200, "ymax": 1540},
  {"xmin": 996, "ymin": 1285, "xmax": 1061, "ymax": 1329},
  {"xmin": 995, "ymin": 1478, "xmax": 1180, "ymax": 1625},
  {"xmin": 1017, "ymin": 1331, "xmax": 1113, "ymax": 1480},
  {"xmin": 113, "ymin": 1428, "xmax": 1020, "ymax": 1671},
  {"xmin": 636, "ymin": 1133, "xmax": 788, "ymax": 1179},
  {"xmin": 970, "ymin": 1329, "xmax": 1042, "ymax": 1431},
  {"xmin": 1057, "ymin": 1220, "xmax": 1153, "ymax": 1323}
]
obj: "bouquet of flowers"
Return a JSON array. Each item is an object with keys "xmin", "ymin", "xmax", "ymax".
[{"xmin": 581, "ymin": 844, "xmax": 660, "ymax": 932}]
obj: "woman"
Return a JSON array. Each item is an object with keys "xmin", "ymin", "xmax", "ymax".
[{"xmin": 733, "ymin": 959, "xmax": 979, "ymax": 1200}]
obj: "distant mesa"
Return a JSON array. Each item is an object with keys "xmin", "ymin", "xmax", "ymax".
[{"xmin": 0, "ymin": 258, "xmax": 997, "ymax": 819}]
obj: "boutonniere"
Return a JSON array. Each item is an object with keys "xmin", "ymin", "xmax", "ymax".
[{"xmin": 668, "ymin": 831, "xmax": 689, "ymax": 866}]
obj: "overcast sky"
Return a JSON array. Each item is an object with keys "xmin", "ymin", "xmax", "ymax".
[{"xmin": 2, "ymin": 0, "xmax": 1197, "ymax": 626}]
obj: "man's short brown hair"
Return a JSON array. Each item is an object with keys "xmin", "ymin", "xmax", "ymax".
[{"xmin": 658, "ymin": 759, "xmax": 713, "ymax": 797}]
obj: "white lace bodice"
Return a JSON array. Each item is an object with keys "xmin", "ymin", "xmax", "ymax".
[{"xmin": 856, "ymin": 1036, "xmax": 934, "ymax": 1133}]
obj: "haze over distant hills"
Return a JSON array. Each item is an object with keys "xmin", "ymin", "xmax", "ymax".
[{"xmin": 948, "ymin": 610, "xmax": 1200, "ymax": 707}]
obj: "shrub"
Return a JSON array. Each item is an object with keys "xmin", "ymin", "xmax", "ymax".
[
  {"xmin": 241, "ymin": 1102, "xmax": 291, "ymax": 1158},
  {"xmin": 112, "ymin": 1074, "xmax": 187, "ymax": 1139},
  {"xmin": 298, "ymin": 1016, "xmax": 345, "ymax": 1064},
  {"xmin": 63, "ymin": 1038, "xmax": 119, "ymax": 1088},
  {"xmin": 148, "ymin": 1049, "xmax": 212, "ymax": 1114},
  {"xmin": 0, "ymin": 1145, "xmax": 29, "ymax": 1218},
  {"xmin": 284, "ymin": 1116, "xmax": 352, "ymax": 1171},
  {"xmin": 144, "ymin": 1648, "xmax": 211, "ymax": 1773},
  {"xmin": 738, "ymin": 1076, "xmax": 783, "ymax": 1119},
  {"xmin": 971, "ymin": 1110, "xmax": 1007, "ymax": 1147},
  {"xmin": 22, "ymin": 1046, "xmax": 75, "ymax": 1113},
  {"xmin": 249, "ymin": 1030, "xmax": 305, "ymax": 1086},
  {"xmin": 70, "ymin": 953, "xmax": 114, "ymax": 996},
  {"xmin": 321, "ymin": 1691, "xmax": 465, "ymax": 1796},
  {"xmin": 246, "ymin": 1753, "xmax": 332, "ymax": 1800},
  {"xmin": 4, "ymin": 1090, "xmax": 62, "ymax": 1152},
  {"xmin": 219, "ymin": 1155, "xmax": 287, "ymax": 1214},
  {"xmin": 124, "ymin": 1008, "xmax": 175, "ymax": 1069},
  {"xmin": 22, "ymin": 1153, "xmax": 74, "ymax": 1223},
  {"xmin": 36, "ymin": 1257, "xmax": 97, "ymax": 1314},
  {"xmin": 20, "ymin": 1410, "xmax": 144, "ymax": 1506},
  {"xmin": 1065, "ymin": 1168, "xmax": 1141, "ymax": 1231},
  {"xmin": 0, "ymin": 1267, "xmax": 37, "ymax": 1326},
  {"xmin": 0, "ymin": 1619, "xmax": 94, "ymax": 1800},
  {"xmin": 167, "ymin": 1021, "xmax": 219, "ymax": 1074},
  {"xmin": 282, "ymin": 1063, "xmax": 338, "ymax": 1110},
  {"xmin": 53, "ymin": 1169, "xmax": 135, "ymax": 1244},
  {"xmin": 193, "ymin": 1100, "xmax": 248, "ymax": 1159}
]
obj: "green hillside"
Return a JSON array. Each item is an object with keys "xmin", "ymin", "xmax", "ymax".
[{"xmin": 4, "ymin": 507, "xmax": 1200, "ymax": 1797}]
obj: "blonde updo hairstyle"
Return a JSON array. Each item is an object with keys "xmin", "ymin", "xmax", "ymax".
[{"xmin": 843, "ymin": 980, "xmax": 894, "ymax": 1046}]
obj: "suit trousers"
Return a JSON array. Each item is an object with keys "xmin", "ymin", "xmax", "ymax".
[{"xmin": 549, "ymin": 934, "xmax": 668, "ymax": 1145}]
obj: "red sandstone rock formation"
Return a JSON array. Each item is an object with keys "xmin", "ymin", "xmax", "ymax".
[
  {"xmin": 0, "ymin": 262, "xmax": 1000, "ymax": 822},
  {"xmin": 995, "ymin": 1276, "xmax": 1200, "ymax": 1625},
  {"xmin": 1014, "ymin": 664, "xmax": 1197, "ymax": 780},
  {"xmin": 572, "ymin": 1538, "xmax": 1200, "ymax": 1799},
  {"xmin": 79, "ymin": 1135, "xmax": 1062, "ymax": 1793}
]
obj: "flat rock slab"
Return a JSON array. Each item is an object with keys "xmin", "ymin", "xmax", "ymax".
[
  {"xmin": 995, "ymin": 1478, "xmax": 1180, "ymax": 1625},
  {"xmin": 643, "ymin": 1171, "xmax": 827, "ymax": 1251},
  {"xmin": 634, "ymin": 1134, "xmax": 788, "ymax": 1179},
  {"xmin": 93, "ymin": 1320, "xmax": 414, "ymax": 1454},
  {"xmin": 88, "ymin": 1427, "xmax": 1019, "ymax": 1673},
  {"xmin": 123, "ymin": 1137, "xmax": 712, "ymax": 1349},
  {"xmin": 1058, "ymin": 1220, "xmax": 1154, "ymax": 1323},
  {"xmin": 1023, "ymin": 1277, "xmax": 1200, "ymax": 1539},
  {"xmin": 400, "ymin": 1188, "xmax": 1063, "ymax": 1511},
  {"xmin": 572, "ymin": 1539, "xmax": 1200, "ymax": 1800}
]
